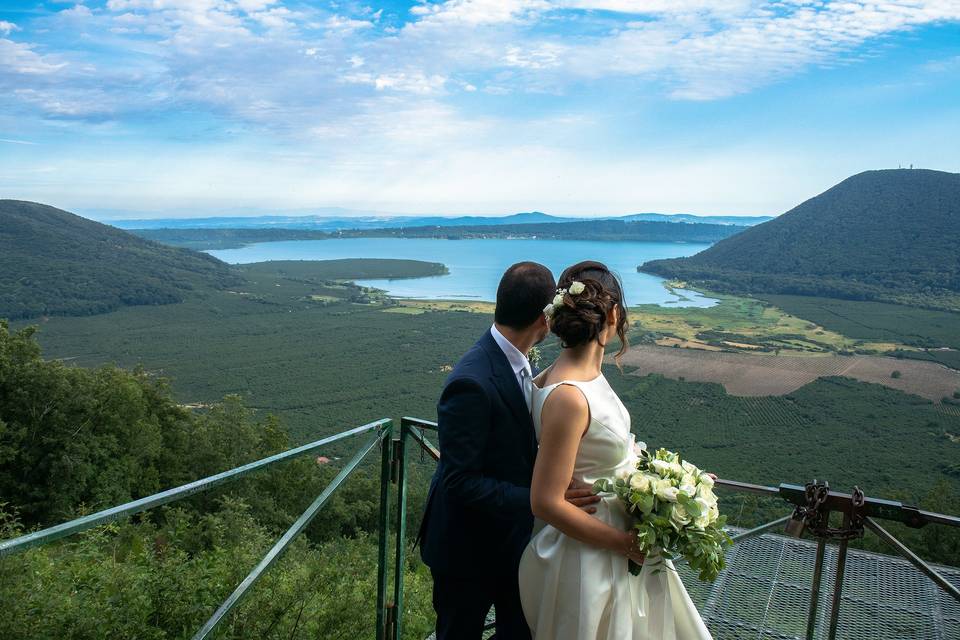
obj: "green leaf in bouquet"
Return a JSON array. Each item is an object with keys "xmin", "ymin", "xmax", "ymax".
[
  {"xmin": 593, "ymin": 478, "xmax": 611, "ymax": 494},
  {"xmin": 635, "ymin": 493, "xmax": 654, "ymax": 514},
  {"xmin": 677, "ymin": 493, "xmax": 701, "ymax": 517}
]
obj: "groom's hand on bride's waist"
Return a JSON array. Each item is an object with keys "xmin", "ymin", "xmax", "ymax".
[{"xmin": 564, "ymin": 479, "xmax": 602, "ymax": 514}]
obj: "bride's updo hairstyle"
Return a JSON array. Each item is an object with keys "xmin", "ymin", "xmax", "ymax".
[{"xmin": 550, "ymin": 260, "xmax": 629, "ymax": 364}]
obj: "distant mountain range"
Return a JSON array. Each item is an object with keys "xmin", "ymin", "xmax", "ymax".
[
  {"xmin": 133, "ymin": 218, "xmax": 747, "ymax": 249},
  {"xmin": 641, "ymin": 169, "xmax": 960, "ymax": 310},
  {"xmin": 110, "ymin": 211, "xmax": 772, "ymax": 231},
  {"xmin": 0, "ymin": 200, "xmax": 237, "ymax": 320}
]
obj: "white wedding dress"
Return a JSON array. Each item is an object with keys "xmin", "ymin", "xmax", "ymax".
[{"xmin": 518, "ymin": 374, "xmax": 713, "ymax": 640}]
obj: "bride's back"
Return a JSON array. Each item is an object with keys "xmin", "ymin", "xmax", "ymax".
[{"xmin": 532, "ymin": 373, "xmax": 638, "ymax": 487}]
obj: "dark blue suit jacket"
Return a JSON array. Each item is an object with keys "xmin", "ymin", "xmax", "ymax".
[{"xmin": 419, "ymin": 329, "xmax": 538, "ymax": 577}]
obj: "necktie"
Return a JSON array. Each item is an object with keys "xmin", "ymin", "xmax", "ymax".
[{"xmin": 520, "ymin": 366, "xmax": 533, "ymax": 413}]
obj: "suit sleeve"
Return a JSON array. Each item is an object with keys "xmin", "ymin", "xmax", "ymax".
[{"xmin": 437, "ymin": 376, "xmax": 531, "ymax": 518}]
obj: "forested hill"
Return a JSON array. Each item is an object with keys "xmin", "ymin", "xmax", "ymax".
[
  {"xmin": 641, "ymin": 169, "xmax": 960, "ymax": 309},
  {"xmin": 0, "ymin": 200, "xmax": 239, "ymax": 320}
]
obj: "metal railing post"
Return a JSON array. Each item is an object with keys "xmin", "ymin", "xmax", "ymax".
[
  {"xmin": 805, "ymin": 538, "xmax": 827, "ymax": 640},
  {"xmin": 825, "ymin": 513, "xmax": 851, "ymax": 640},
  {"xmin": 375, "ymin": 423, "xmax": 394, "ymax": 640},
  {"xmin": 392, "ymin": 420, "xmax": 411, "ymax": 640}
]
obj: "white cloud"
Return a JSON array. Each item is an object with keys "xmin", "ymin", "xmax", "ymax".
[
  {"xmin": 324, "ymin": 15, "xmax": 374, "ymax": 32},
  {"xmin": 0, "ymin": 21, "xmax": 19, "ymax": 36},
  {"xmin": 409, "ymin": 0, "xmax": 550, "ymax": 26},
  {"xmin": 0, "ymin": 39, "xmax": 68, "ymax": 75},
  {"xmin": 557, "ymin": 0, "xmax": 754, "ymax": 14}
]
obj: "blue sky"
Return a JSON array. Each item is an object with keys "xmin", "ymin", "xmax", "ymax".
[{"xmin": 0, "ymin": 0, "xmax": 958, "ymax": 218}]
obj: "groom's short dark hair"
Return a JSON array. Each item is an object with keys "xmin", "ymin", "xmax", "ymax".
[{"xmin": 495, "ymin": 262, "xmax": 556, "ymax": 329}]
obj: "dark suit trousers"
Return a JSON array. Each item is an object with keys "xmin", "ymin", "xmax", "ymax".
[{"xmin": 431, "ymin": 568, "xmax": 531, "ymax": 640}]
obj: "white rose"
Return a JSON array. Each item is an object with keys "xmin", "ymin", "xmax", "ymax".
[
  {"xmin": 694, "ymin": 495, "xmax": 713, "ymax": 515},
  {"xmin": 681, "ymin": 460, "xmax": 698, "ymax": 474},
  {"xmin": 552, "ymin": 293, "xmax": 565, "ymax": 307},
  {"xmin": 668, "ymin": 462, "xmax": 685, "ymax": 479},
  {"xmin": 650, "ymin": 459, "xmax": 672, "ymax": 477},
  {"xmin": 669, "ymin": 502, "xmax": 691, "ymax": 528},
  {"xmin": 655, "ymin": 479, "xmax": 679, "ymax": 502},
  {"xmin": 629, "ymin": 473, "xmax": 652, "ymax": 493},
  {"xmin": 679, "ymin": 482, "xmax": 697, "ymax": 499},
  {"xmin": 699, "ymin": 473, "xmax": 715, "ymax": 489},
  {"xmin": 569, "ymin": 281, "xmax": 586, "ymax": 295},
  {"xmin": 697, "ymin": 486, "xmax": 718, "ymax": 509},
  {"xmin": 708, "ymin": 504, "xmax": 720, "ymax": 524},
  {"xmin": 693, "ymin": 514, "xmax": 710, "ymax": 529}
]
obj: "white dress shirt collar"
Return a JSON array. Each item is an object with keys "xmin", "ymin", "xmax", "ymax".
[{"xmin": 490, "ymin": 323, "xmax": 532, "ymax": 384}]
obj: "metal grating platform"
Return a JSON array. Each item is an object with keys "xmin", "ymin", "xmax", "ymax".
[
  {"xmin": 678, "ymin": 530, "xmax": 960, "ymax": 640},
  {"xmin": 426, "ymin": 531, "xmax": 960, "ymax": 639}
]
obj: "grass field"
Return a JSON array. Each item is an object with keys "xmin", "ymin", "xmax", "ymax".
[
  {"xmin": 757, "ymin": 295, "xmax": 960, "ymax": 348},
  {"xmin": 629, "ymin": 292, "xmax": 903, "ymax": 355},
  {"xmin": 383, "ymin": 299, "xmax": 496, "ymax": 315}
]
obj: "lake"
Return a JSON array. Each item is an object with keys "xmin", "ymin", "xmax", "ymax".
[{"xmin": 208, "ymin": 237, "xmax": 717, "ymax": 307}]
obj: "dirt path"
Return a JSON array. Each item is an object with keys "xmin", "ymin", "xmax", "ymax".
[{"xmin": 615, "ymin": 345, "xmax": 960, "ymax": 402}]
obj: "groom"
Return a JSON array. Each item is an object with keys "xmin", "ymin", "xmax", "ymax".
[{"xmin": 418, "ymin": 261, "xmax": 601, "ymax": 640}]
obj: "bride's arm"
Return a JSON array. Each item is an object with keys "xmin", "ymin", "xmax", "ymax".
[{"xmin": 530, "ymin": 385, "xmax": 644, "ymax": 562}]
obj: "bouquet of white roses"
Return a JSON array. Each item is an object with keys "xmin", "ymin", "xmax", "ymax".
[{"xmin": 594, "ymin": 447, "xmax": 732, "ymax": 581}]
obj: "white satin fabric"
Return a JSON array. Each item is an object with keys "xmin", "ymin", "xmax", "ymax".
[{"xmin": 518, "ymin": 374, "xmax": 713, "ymax": 640}]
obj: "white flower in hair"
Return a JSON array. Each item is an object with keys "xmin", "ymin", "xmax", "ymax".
[
  {"xmin": 568, "ymin": 281, "xmax": 586, "ymax": 295},
  {"xmin": 552, "ymin": 293, "xmax": 565, "ymax": 307},
  {"xmin": 543, "ymin": 303, "xmax": 555, "ymax": 317}
]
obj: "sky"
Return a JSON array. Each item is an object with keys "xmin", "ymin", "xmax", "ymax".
[{"xmin": 0, "ymin": 1, "xmax": 958, "ymax": 219}]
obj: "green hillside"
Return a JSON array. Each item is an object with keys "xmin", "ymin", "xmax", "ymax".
[
  {"xmin": 641, "ymin": 169, "xmax": 960, "ymax": 310},
  {"xmin": 0, "ymin": 200, "xmax": 239, "ymax": 319}
]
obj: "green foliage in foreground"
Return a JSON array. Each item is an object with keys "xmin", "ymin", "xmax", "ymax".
[
  {"xmin": 0, "ymin": 501, "xmax": 435, "ymax": 640},
  {"xmin": 0, "ymin": 200, "xmax": 238, "ymax": 320},
  {"xmin": 0, "ymin": 320, "xmax": 437, "ymax": 638}
]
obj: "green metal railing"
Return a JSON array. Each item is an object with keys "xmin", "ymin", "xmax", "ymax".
[
  {"xmin": 389, "ymin": 417, "xmax": 960, "ymax": 640},
  {"xmin": 0, "ymin": 418, "xmax": 395, "ymax": 640},
  {"xmin": 2, "ymin": 414, "xmax": 959, "ymax": 640}
]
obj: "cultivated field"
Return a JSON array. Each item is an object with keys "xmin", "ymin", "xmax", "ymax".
[{"xmin": 617, "ymin": 345, "xmax": 960, "ymax": 401}]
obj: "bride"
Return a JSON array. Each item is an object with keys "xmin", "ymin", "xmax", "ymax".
[{"xmin": 518, "ymin": 260, "xmax": 713, "ymax": 640}]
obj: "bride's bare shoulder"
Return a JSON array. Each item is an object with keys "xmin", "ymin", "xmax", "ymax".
[{"xmin": 541, "ymin": 383, "xmax": 589, "ymax": 423}]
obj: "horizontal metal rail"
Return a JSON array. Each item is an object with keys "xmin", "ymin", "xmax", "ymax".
[
  {"xmin": 778, "ymin": 482, "xmax": 958, "ymax": 529},
  {"xmin": 715, "ymin": 478, "xmax": 779, "ymax": 496},
  {"xmin": 401, "ymin": 416, "xmax": 438, "ymax": 431},
  {"xmin": 194, "ymin": 428, "xmax": 389, "ymax": 640},
  {"xmin": 0, "ymin": 418, "xmax": 391, "ymax": 558}
]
